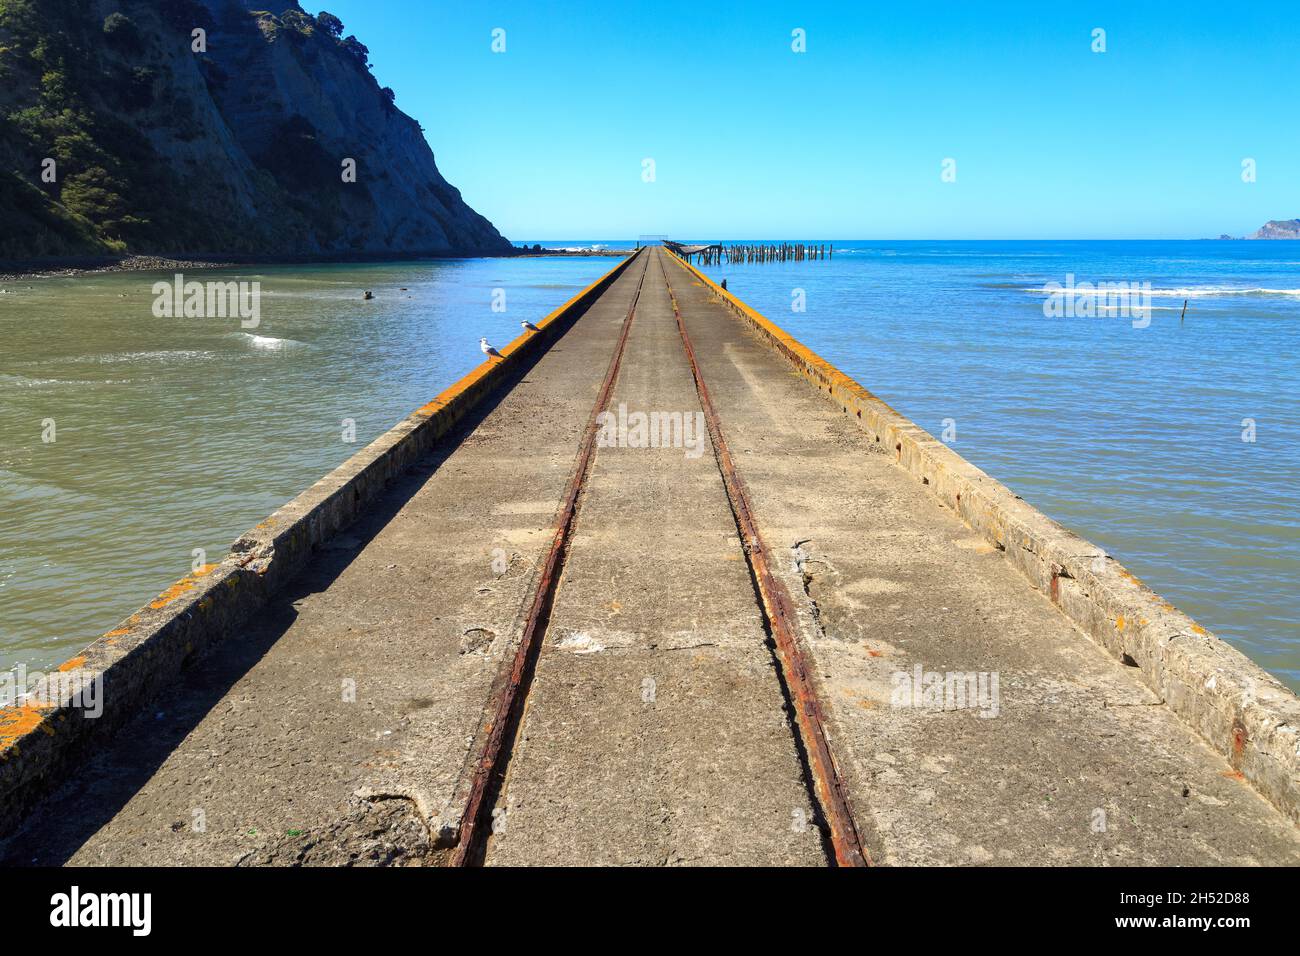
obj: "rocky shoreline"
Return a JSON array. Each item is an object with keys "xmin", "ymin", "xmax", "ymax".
[
  {"xmin": 0, "ymin": 255, "xmax": 237, "ymax": 283},
  {"xmin": 0, "ymin": 248, "xmax": 633, "ymax": 282}
]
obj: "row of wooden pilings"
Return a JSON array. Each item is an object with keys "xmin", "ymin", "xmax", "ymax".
[
  {"xmin": 692, "ymin": 243, "xmax": 832, "ymax": 266},
  {"xmin": 729, "ymin": 242, "xmax": 831, "ymax": 264}
]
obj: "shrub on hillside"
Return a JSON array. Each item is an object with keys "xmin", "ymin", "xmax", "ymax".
[{"xmin": 102, "ymin": 12, "xmax": 143, "ymax": 54}]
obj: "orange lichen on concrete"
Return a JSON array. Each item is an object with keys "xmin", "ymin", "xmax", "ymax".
[
  {"xmin": 103, "ymin": 611, "xmax": 143, "ymax": 641},
  {"xmin": 1192, "ymin": 623, "xmax": 1208, "ymax": 636},
  {"xmin": 56, "ymin": 656, "xmax": 87, "ymax": 673},
  {"xmin": 0, "ymin": 704, "xmax": 53, "ymax": 747},
  {"xmin": 1116, "ymin": 615, "xmax": 1126, "ymax": 631},
  {"xmin": 148, "ymin": 570, "xmax": 211, "ymax": 610}
]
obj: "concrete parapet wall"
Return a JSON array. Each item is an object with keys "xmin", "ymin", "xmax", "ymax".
[
  {"xmin": 668, "ymin": 251, "xmax": 1300, "ymax": 827},
  {"xmin": 0, "ymin": 251, "xmax": 640, "ymax": 838}
]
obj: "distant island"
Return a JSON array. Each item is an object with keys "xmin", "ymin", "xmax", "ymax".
[
  {"xmin": 0, "ymin": 1, "xmax": 511, "ymax": 264},
  {"xmin": 1217, "ymin": 219, "xmax": 1300, "ymax": 240}
]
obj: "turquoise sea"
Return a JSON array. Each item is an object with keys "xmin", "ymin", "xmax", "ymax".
[{"xmin": 695, "ymin": 240, "xmax": 1300, "ymax": 689}]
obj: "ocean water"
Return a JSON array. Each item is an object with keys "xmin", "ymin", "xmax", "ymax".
[
  {"xmin": 1, "ymin": 242, "xmax": 1297, "ymax": 693},
  {"xmin": 0, "ymin": 257, "xmax": 612, "ymax": 674},
  {"xmin": 694, "ymin": 241, "xmax": 1299, "ymax": 689}
]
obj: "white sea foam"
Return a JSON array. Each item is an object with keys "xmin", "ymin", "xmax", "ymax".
[
  {"xmin": 85, "ymin": 350, "xmax": 215, "ymax": 363},
  {"xmin": 1024, "ymin": 286, "xmax": 1300, "ymax": 298},
  {"xmin": 0, "ymin": 373, "xmax": 58, "ymax": 387},
  {"xmin": 0, "ymin": 372, "xmax": 132, "ymax": 387},
  {"xmin": 838, "ymin": 249, "xmax": 1062, "ymax": 258}
]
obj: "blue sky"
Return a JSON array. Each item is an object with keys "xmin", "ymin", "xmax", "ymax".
[{"xmin": 320, "ymin": 1, "xmax": 1299, "ymax": 240}]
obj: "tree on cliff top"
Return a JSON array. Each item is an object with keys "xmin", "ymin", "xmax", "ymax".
[
  {"xmin": 316, "ymin": 11, "xmax": 343, "ymax": 38},
  {"xmin": 340, "ymin": 35, "xmax": 370, "ymax": 69}
]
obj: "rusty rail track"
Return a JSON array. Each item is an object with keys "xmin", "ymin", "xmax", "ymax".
[
  {"xmin": 660, "ymin": 253, "xmax": 871, "ymax": 867},
  {"xmin": 454, "ymin": 246, "xmax": 866, "ymax": 867},
  {"xmin": 450, "ymin": 248, "xmax": 651, "ymax": 866}
]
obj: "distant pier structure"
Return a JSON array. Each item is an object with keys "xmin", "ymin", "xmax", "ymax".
[
  {"xmin": 663, "ymin": 240, "xmax": 723, "ymax": 265},
  {"xmin": 664, "ymin": 240, "xmax": 831, "ymax": 266}
]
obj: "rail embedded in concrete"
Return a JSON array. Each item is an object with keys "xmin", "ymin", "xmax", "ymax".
[
  {"xmin": 663, "ymin": 266, "xmax": 869, "ymax": 866},
  {"xmin": 0, "ymin": 251, "xmax": 641, "ymax": 836},
  {"xmin": 450, "ymin": 251, "xmax": 652, "ymax": 865},
  {"xmin": 668, "ymin": 248, "xmax": 1300, "ymax": 828}
]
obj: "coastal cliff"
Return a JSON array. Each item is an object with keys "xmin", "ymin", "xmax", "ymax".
[
  {"xmin": 1250, "ymin": 219, "xmax": 1300, "ymax": 240},
  {"xmin": 0, "ymin": 0, "xmax": 510, "ymax": 260}
]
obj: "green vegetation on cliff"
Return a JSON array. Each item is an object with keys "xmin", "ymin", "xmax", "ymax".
[
  {"xmin": 0, "ymin": 0, "xmax": 508, "ymax": 260},
  {"xmin": 3, "ymin": 0, "xmax": 165, "ymax": 255}
]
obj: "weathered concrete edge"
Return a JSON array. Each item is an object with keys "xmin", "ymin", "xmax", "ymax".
[
  {"xmin": 0, "ymin": 250, "xmax": 641, "ymax": 838},
  {"xmin": 668, "ymin": 251, "xmax": 1300, "ymax": 827}
]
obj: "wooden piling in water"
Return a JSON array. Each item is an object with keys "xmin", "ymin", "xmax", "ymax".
[{"xmin": 720, "ymin": 242, "xmax": 831, "ymax": 265}]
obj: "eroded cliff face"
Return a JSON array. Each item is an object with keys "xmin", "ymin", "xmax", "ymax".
[
  {"xmin": 0, "ymin": 0, "xmax": 510, "ymax": 258},
  {"xmin": 1250, "ymin": 220, "xmax": 1300, "ymax": 240}
]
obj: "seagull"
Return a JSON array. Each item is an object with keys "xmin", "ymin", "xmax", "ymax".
[
  {"xmin": 521, "ymin": 321, "xmax": 539, "ymax": 332},
  {"xmin": 480, "ymin": 337, "xmax": 501, "ymax": 358}
]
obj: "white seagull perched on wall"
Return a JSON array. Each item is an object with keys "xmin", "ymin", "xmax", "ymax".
[
  {"xmin": 522, "ymin": 320, "xmax": 539, "ymax": 332},
  {"xmin": 480, "ymin": 337, "xmax": 501, "ymax": 358}
]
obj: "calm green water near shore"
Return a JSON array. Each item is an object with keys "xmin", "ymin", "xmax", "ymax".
[{"xmin": 0, "ymin": 256, "xmax": 612, "ymax": 674}]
